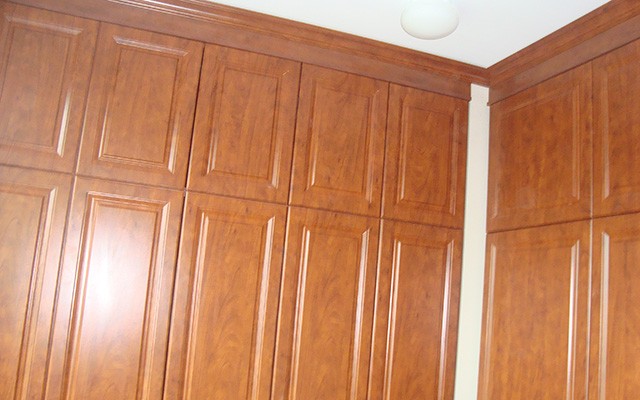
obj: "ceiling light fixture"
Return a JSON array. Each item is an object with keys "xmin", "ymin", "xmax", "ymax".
[{"xmin": 401, "ymin": 0, "xmax": 459, "ymax": 40}]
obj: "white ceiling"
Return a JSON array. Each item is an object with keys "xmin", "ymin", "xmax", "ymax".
[{"xmin": 205, "ymin": 0, "xmax": 611, "ymax": 68}]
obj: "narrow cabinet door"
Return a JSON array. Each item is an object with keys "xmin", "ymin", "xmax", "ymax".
[
  {"xmin": 290, "ymin": 65, "xmax": 388, "ymax": 216},
  {"xmin": 165, "ymin": 193, "xmax": 286, "ymax": 399},
  {"xmin": 272, "ymin": 208, "xmax": 379, "ymax": 400},
  {"xmin": 0, "ymin": 4, "xmax": 97, "ymax": 172},
  {"xmin": 188, "ymin": 45, "xmax": 300, "ymax": 203},
  {"xmin": 0, "ymin": 167, "xmax": 71, "ymax": 400},
  {"xmin": 479, "ymin": 222, "xmax": 591, "ymax": 400},
  {"xmin": 369, "ymin": 221, "xmax": 462, "ymax": 400},
  {"xmin": 78, "ymin": 24, "xmax": 203, "ymax": 188},
  {"xmin": 46, "ymin": 178, "xmax": 184, "ymax": 400}
]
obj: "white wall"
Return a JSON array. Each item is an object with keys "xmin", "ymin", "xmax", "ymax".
[{"xmin": 453, "ymin": 84, "xmax": 490, "ymax": 400}]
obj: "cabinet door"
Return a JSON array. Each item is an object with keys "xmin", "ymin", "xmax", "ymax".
[
  {"xmin": 290, "ymin": 65, "xmax": 388, "ymax": 216},
  {"xmin": 272, "ymin": 208, "xmax": 379, "ymax": 400},
  {"xmin": 0, "ymin": 167, "xmax": 71, "ymax": 400},
  {"xmin": 369, "ymin": 221, "xmax": 462, "ymax": 400},
  {"xmin": 46, "ymin": 178, "xmax": 183, "ymax": 400},
  {"xmin": 487, "ymin": 64, "xmax": 592, "ymax": 232},
  {"xmin": 188, "ymin": 45, "xmax": 300, "ymax": 203},
  {"xmin": 165, "ymin": 193, "xmax": 286, "ymax": 399},
  {"xmin": 0, "ymin": 4, "xmax": 97, "ymax": 172},
  {"xmin": 78, "ymin": 23, "xmax": 202, "ymax": 188},
  {"xmin": 478, "ymin": 222, "xmax": 591, "ymax": 400},
  {"xmin": 383, "ymin": 85, "xmax": 468, "ymax": 228},
  {"xmin": 593, "ymin": 39, "xmax": 640, "ymax": 217},
  {"xmin": 590, "ymin": 214, "xmax": 640, "ymax": 399}
]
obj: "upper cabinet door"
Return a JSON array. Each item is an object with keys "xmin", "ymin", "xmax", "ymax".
[
  {"xmin": 593, "ymin": 39, "xmax": 640, "ymax": 218},
  {"xmin": 290, "ymin": 65, "xmax": 388, "ymax": 216},
  {"xmin": 487, "ymin": 64, "xmax": 592, "ymax": 232},
  {"xmin": 383, "ymin": 85, "xmax": 468, "ymax": 228},
  {"xmin": 188, "ymin": 45, "xmax": 300, "ymax": 203},
  {"xmin": 0, "ymin": 4, "xmax": 97, "ymax": 172},
  {"xmin": 78, "ymin": 24, "xmax": 203, "ymax": 188}
]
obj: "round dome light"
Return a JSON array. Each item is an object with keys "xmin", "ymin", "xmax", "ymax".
[{"xmin": 401, "ymin": 0, "xmax": 459, "ymax": 40}]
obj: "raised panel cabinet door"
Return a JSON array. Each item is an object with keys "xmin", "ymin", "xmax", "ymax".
[
  {"xmin": 290, "ymin": 65, "xmax": 388, "ymax": 216},
  {"xmin": 383, "ymin": 85, "xmax": 468, "ymax": 228},
  {"xmin": 0, "ymin": 166, "xmax": 71, "ymax": 400},
  {"xmin": 188, "ymin": 45, "xmax": 301, "ymax": 203},
  {"xmin": 45, "ymin": 178, "xmax": 183, "ymax": 400},
  {"xmin": 487, "ymin": 64, "xmax": 592, "ymax": 232},
  {"xmin": 369, "ymin": 221, "xmax": 462, "ymax": 400},
  {"xmin": 593, "ymin": 39, "xmax": 640, "ymax": 217},
  {"xmin": 272, "ymin": 207, "xmax": 379, "ymax": 400},
  {"xmin": 0, "ymin": 4, "xmax": 97, "ymax": 172},
  {"xmin": 590, "ymin": 214, "xmax": 640, "ymax": 399},
  {"xmin": 165, "ymin": 193, "xmax": 286, "ymax": 399},
  {"xmin": 478, "ymin": 221, "xmax": 591, "ymax": 400},
  {"xmin": 78, "ymin": 23, "xmax": 203, "ymax": 188}
]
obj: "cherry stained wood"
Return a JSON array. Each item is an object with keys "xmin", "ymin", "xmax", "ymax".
[
  {"xmin": 77, "ymin": 23, "xmax": 202, "ymax": 188},
  {"xmin": 478, "ymin": 221, "xmax": 591, "ymax": 400},
  {"xmin": 593, "ymin": 38, "xmax": 640, "ymax": 218},
  {"xmin": 369, "ymin": 220, "xmax": 462, "ymax": 400},
  {"xmin": 383, "ymin": 84, "xmax": 468, "ymax": 228},
  {"xmin": 487, "ymin": 64, "xmax": 593, "ymax": 232},
  {"xmin": 290, "ymin": 65, "xmax": 388, "ymax": 217},
  {"xmin": 188, "ymin": 45, "xmax": 301, "ymax": 204},
  {"xmin": 165, "ymin": 193, "xmax": 286, "ymax": 400},
  {"xmin": 0, "ymin": 4, "xmax": 97, "ymax": 172},
  {"xmin": 0, "ymin": 166, "xmax": 71, "ymax": 400},
  {"xmin": 45, "ymin": 178, "xmax": 183, "ymax": 400},
  {"xmin": 272, "ymin": 207, "xmax": 379, "ymax": 400}
]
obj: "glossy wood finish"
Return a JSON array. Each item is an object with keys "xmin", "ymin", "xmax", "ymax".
[
  {"xmin": 78, "ymin": 23, "xmax": 202, "ymax": 188},
  {"xmin": 383, "ymin": 85, "xmax": 468, "ymax": 228},
  {"xmin": 166, "ymin": 193, "xmax": 286, "ymax": 399},
  {"xmin": 290, "ymin": 65, "xmax": 388, "ymax": 217},
  {"xmin": 590, "ymin": 214, "xmax": 640, "ymax": 399},
  {"xmin": 46, "ymin": 178, "xmax": 183, "ymax": 400},
  {"xmin": 479, "ymin": 221, "xmax": 591, "ymax": 400},
  {"xmin": 0, "ymin": 4, "xmax": 96, "ymax": 172},
  {"xmin": 188, "ymin": 45, "xmax": 300, "ymax": 203},
  {"xmin": 0, "ymin": 166, "xmax": 71, "ymax": 400},
  {"xmin": 273, "ymin": 207, "xmax": 379, "ymax": 400},
  {"xmin": 593, "ymin": 38, "xmax": 640, "ymax": 217},
  {"xmin": 369, "ymin": 220, "xmax": 462, "ymax": 400},
  {"xmin": 487, "ymin": 64, "xmax": 592, "ymax": 232}
]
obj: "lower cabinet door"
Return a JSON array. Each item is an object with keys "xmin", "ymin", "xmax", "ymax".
[
  {"xmin": 165, "ymin": 193, "xmax": 287, "ymax": 399},
  {"xmin": 272, "ymin": 207, "xmax": 380, "ymax": 400},
  {"xmin": 479, "ymin": 221, "xmax": 591, "ymax": 400},
  {"xmin": 369, "ymin": 220, "xmax": 462, "ymax": 400}
]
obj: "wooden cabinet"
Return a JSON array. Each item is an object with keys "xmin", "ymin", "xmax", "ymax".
[
  {"xmin": 290, "ymin": 65, "xmax": 388, "ymax": 216},
  {"xmin": 369, "ymin": 220, "xmax": 462, "ymax": 400},
  {"xmin": 0, "ymin": 4, "xmax": 96, "ymax": 172},
  {"xmin": 0, "ymin": 166, "xmax": 71, "ymax": 400},
  {"xmin": 77, "ymin": 24, "xmax": 202, "ymax": 188},
  {"xmin": 188, "ymin": 45, "xmax": 301, "ymax": 203},
  {"xmin": 487, "ymin": 64, "xmax": 593, "ymax": 232},
  {"xmin": 383, "ymin": 84, "xmax": 468, "ymax": 228},
  {"xmin": 478, "ymin": 222, "xmax": 591, "ymax": 400}
]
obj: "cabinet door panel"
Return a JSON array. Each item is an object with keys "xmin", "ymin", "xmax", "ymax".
[
  {"xmin": 290, "ymin": 65, "xmax": 388, "ymax": 216},
  {"xmin": 593, "ymin": 39, "xmax": 640, "ymax": 217},
  {"xmin": 369, "ymin": 221, "xmax": 462, "ymax": 400},
  {"xmin": 0, "ymin": 167, "xmax": 71, "ymax": 400},
  {"xmin": 78, "ymin": 24, "xmax": 202, "ymax": 188},
  {"xmin": 383, "ymin": 85, "xmax": 468, "ymax": 228},
  {"xmin": 479, "ymin": 222, "xmax": 591, "ymax": 400},
  {"xmin": 272, "ymin": 208, "xmax": 379, "ymax": 400},
  {"xmin": 188, "ymin": 45, "xmax": 300, "ymax": 203},
  {"xmin": 487, "ymin": 65, "xmax": 592, "ymax": 231},
  {"xmin": 0, "ymin": 4, "xmax": 96, "ymax": 172},
  {"xmin": 166, "ymin": 193, "xmax": 286, "ymax": 400}
]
